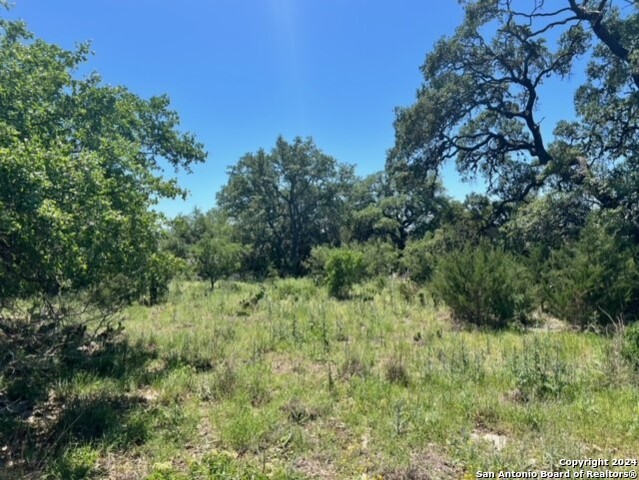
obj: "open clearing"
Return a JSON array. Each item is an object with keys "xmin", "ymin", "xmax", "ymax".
[{"xmin": 17, "ymin": 279, "xmax": 638, "ymax": 479}]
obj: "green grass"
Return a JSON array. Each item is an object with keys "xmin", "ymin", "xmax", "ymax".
[{"xmin": 16, "ymin": 278, "xmax": 639, "ymax": 479}]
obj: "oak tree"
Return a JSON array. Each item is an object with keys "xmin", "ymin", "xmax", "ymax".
[
  {"xmin": 0, "ymin": 16, "xmax": 206, "ymax": 305},
  {"xmin": 218, "ymin": 136, "xmax": 354, "ymax": 276},
  {"xmin": 391, "ymin": 0, "xmax": 639, "ymax": 232}
]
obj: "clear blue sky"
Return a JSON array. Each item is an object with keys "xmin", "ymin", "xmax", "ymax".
[{"xmin": 7, "ymin": 1, "xmax": 582, "ymax": 217}]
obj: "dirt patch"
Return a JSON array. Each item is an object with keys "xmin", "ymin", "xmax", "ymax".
[
  {"xmin": 528, "ymin": 313, "xmax": 569, "ymax": 333},
  {"xmin": 294, "ymin": 456, "xmax": 340, "ymax": 479},
  {"xmin": 267, "ymin": 352, "xmax": 325, "ymax": 378},
  {"xmin": 471, "ymin": 429, "xmax": 508, "ymax": 451},
  {"xmin": 381, "ymin": 450, "xmax": 462, "ymax": 480},
  {"xmin": 99, "ymin": 452, "xmax": 150, "ymax": 480}
]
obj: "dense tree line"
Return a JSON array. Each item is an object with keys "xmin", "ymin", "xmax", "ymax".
[{"xmin": 6, "ymin": 0, "xmax": 637, "ymax": 329}]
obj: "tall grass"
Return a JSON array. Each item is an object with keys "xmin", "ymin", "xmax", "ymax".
[{"xmin": 11, "ymin": 278, "xmax": 638, "ymax": 479}]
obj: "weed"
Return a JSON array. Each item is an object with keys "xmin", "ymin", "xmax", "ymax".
[
  {"xmin": 509, "ymin": 337, "xmax": 574, "ymax": 401},
  {"xmin": 282, "ymin": 399, "xmax": 318, "ymax": 425},
  {"xmin": 47, "ymin": 446, "xmax": 100, "ymax": 480},
  {"xmin": 385, "ymin": 357, "xmax": 410, "ymax": 387},
  {"xmin": 13, "ymin": 279, "xmax": 639, "ymax": 478}
]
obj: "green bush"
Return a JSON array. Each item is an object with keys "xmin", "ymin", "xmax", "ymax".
[
  {"xmin": 542, "ymin": 220, "xmax": 639, "ymax": 327},
  {"xmin": 306, "ymin": 245, "xmax": 332, "ymax": 282},
  {"xmin": 144, "ymin": 252, "xmax": 187, "ymax": 305},
  {"xmin": 356, "ymin": 240, "xmax": 402, "ymax": 278},
  {"xmin": 432, "ymin": 241, "xmax": 533, "ymax": 328},
  {"xmin": 308, "ymin": 241, "xmax": 400, "ymax": 283},
  {"xmin": 324, "ymin": 248, "xmax": 365, "ymax": 298},
  {"xmin": 402, "ymin": 234, "xmax": 441, "ymax": 282}
]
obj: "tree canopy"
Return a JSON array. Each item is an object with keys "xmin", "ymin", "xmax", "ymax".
[
  {"xmin": 217, "ymin": 136, "xmax": 355, "ymax": 276},
  {"xmin": 0, "ymin": 17, "xmax": 206, "ymax": 304},
  {"xmin": 348, "ymin": 169, "xmax": 449, "ymax": 249},
  {"xmin": 391, "ymin": 0, "xmax": 639, "ymax": 231}
]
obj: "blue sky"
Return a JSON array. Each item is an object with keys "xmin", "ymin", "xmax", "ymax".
[{"xmin": 7, "ymin": 1, "xmax": 583, "ymax": 217}]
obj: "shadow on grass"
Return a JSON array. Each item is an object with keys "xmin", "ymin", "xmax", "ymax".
[{"xmin": 0, "ymin": 312, "xmax": 170, "ymax": 478}]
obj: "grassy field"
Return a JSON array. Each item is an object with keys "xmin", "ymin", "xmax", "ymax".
[{"xmin": 25, "ymin": 278, "xmax": 639, "ymax": 479}]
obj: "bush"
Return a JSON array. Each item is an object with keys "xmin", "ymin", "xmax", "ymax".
[
  {"xmin": 402, "ymin": 234, "xmax": 441, "ymax": 283},
  {"xmin": 193, "ymin": 236, "xmax": 242, "ymax": 289},
  {"xmin": 306, "ymin": 245, "xmax": 332, "ymax": 282},
  {"xmin": 432, "ymin": 241, "xmax": 533, "ymax": 328},
  {"xmin": 356, "ymin": 240, "xmax": 402, "ymax": 278},
  {"xmin": 308, "ymin": 241, "xmax": 400, "ymax": 282},
  {"xmin": 324, "ymin": 248, "xmax": 365, "ymax": 298},
  {"xmin": 144, "ymin": 252, "xmax": 187, "ymax": 305},
  {"xmin": 542, "ymin": 220, "xmax": 639, "ymax": 327}
]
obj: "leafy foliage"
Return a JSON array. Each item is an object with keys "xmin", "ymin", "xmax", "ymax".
[
  {"xmin": 347, "ymin": 170, "xmax": 449, "ymax": 249},
  {"xmin": 433, "ymin": 241, "xmax": 533, "ymax": 328},
  {"xmin": 0, "ymin": 17, "xmax": 205, "ymax": 305},
  {"xmin": 194, "ymin": 236, "xmax": 242, "ymax": 289},
  {"xmin": 217, "ymin": 136, "xmax": 354, "ymax": 276},
  {"xmin": 543, "ymin": 218, "xmax": 639, "ymax": 326},
  {"xmin": 324, "ymin": 248, "xmax": 365, "ymax": 299},
  {"xmin": 391, "ymin": 0, "xmax": 639, "ymax": 234},
  {"xmin": 0, "ymin": 12, "xmax": 204, "ymax": 472},
  {"xmin": 402, "ymin": 235, "xmax": 440, "ymax": 283}
]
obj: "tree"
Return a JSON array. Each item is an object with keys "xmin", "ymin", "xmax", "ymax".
[
  {"xmin": 0, "ymin": 12, "xmax": 206, "ymax": 465},
  {"xmin": 348, "ymin": 168, "xmax": 449, "ymax": 249},
  {"xmin": 542, "ymin": 216, "xmax": 639, "ymax": 326},
  {"xmin": 191, "ymin": 211, "xmax": 242, "ymax": 288},
  {"xmin": 391, "ymin": 0, "xmax": 639, "ymax": 230},
  {"xmin": 0, "ymin": 16, "xmax": 206, "ymax": 305},
  {"xmin": 502, "ymin": 193, "xmax": 591, "ymax": 254},
  {"xmin": 194, "ymin": 237, "xmax": 241, "ymax": 289},
  {"xmin": 432, "ymin": 240, "xmax": 533, "ymax": 328},
  {"xmin": 164, "ymin": 208, "xmax": 215, "ymax": 262},
  {"xmin": 217, "ymin": 136, "xmax": 355, "ymax": 276}
]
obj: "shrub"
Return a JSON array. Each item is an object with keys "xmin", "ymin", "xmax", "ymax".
[
  {"xmin": 306, "ymin": 245, "xmax": 332, "ymax": 282},
  {"xmin": 356, "ymin": 240, "xmax": 402, "ymax": 278},
  {"xmin": 309, "ymin": 241, "xmax": 400, "ymax": 285},
  {"xmin": 402, "ymin": 235, "xmax": 439, "ymax": 282},
  {"xmin": 143, "ymin": 251, "xmax": 187, "ymax": 305},
  {"xmin": 324, "ymin": 248, "xmax": 365, "ymax": 298},
  {"xmin": 432, "ymin": 241, "xmax": 533, "ymax": 328},
  {"xmin": 542, "ymin": 220, "xmax": 639, "ymax": 327},
  {"xmin": 509, "ymin": 337, "xmax": 574, "ymax": 401},
  {"xmin": 402, "ymin": 228, "xmax": 464, "ymax": 283}
]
